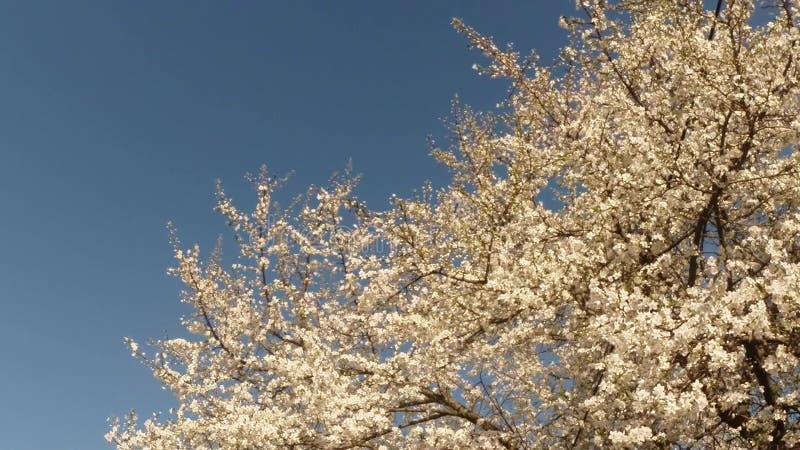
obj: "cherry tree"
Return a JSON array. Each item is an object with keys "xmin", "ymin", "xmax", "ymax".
[{"xmin": 109, "ymin": 1, "xmax": 800, "ymax": 447}]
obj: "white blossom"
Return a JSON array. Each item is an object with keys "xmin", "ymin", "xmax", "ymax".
[{"xmin": 110, "ymin": 1, "xmax": 800, "ymax": 448}]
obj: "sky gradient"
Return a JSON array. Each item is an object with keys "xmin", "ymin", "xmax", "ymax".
[{"xmin": 0, "ymin": 2, "xmax": 572, "ymax": 448}]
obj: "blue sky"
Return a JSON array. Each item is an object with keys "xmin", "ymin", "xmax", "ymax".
[{"xmin": 0, "ymin": 2, "xmax": 572, "ymax": 448}]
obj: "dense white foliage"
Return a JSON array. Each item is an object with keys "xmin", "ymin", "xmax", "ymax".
[{"xmin": 109, "ymin": 1, "xmax": 800, "ymax": 448}]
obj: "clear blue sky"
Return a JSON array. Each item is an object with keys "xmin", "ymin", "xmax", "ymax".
[{"xmin": 0, "ymin": 2, "xmax": 572, "ymax": 448}]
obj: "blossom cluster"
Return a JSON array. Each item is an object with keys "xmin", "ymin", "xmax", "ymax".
[{"xmin": 109, "ymin": 1, "xmax": 800, "ymax": 448}]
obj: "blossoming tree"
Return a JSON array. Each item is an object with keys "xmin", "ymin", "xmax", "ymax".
[{"xmin": 109, "ymin": 0, "xmax": 800, "ymax": 447}]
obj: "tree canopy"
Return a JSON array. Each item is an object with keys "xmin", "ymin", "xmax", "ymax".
[{"xmin": 109, "ymin": 1, "xmax": 800, "ymax": 448}]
